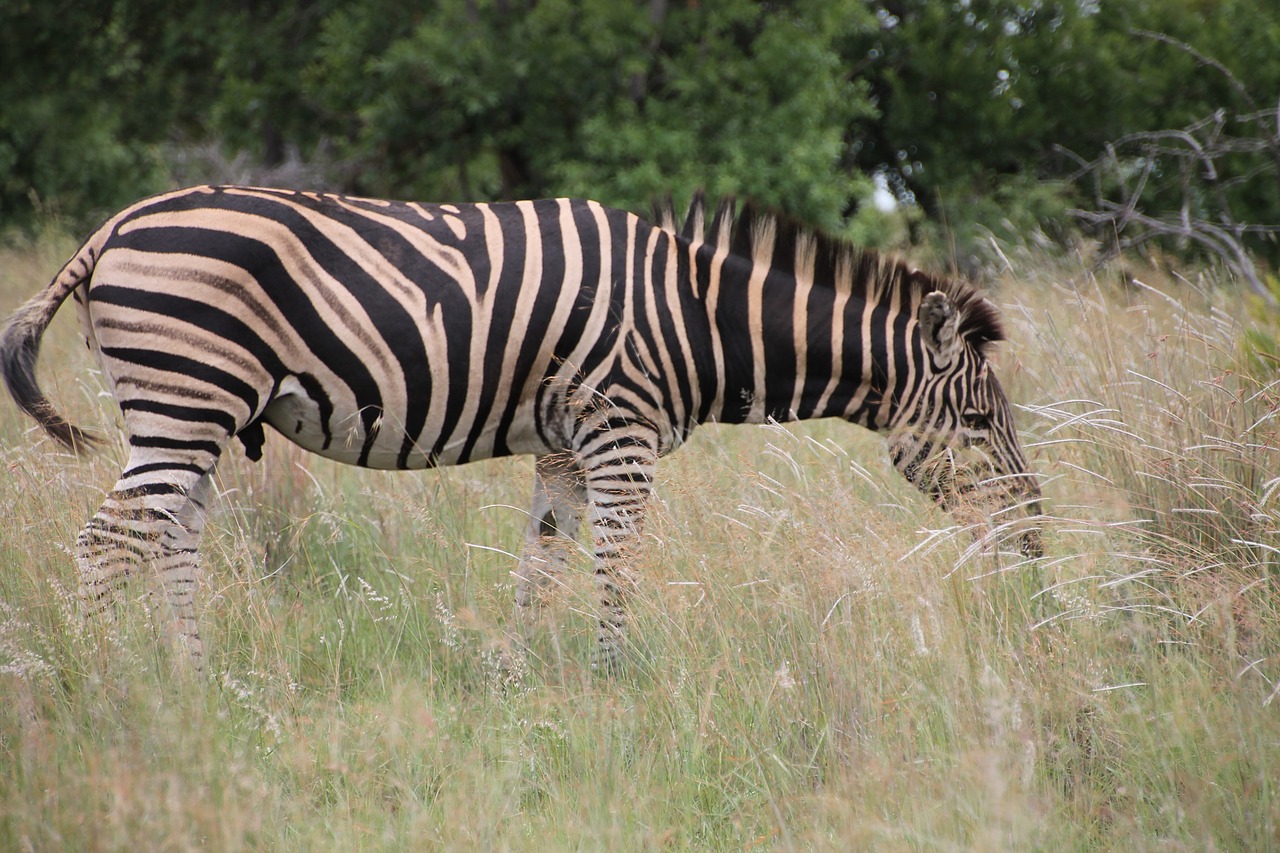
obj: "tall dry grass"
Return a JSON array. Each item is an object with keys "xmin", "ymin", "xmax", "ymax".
[
  {"xmin": 1004, "ymin": 254, "xmax": 1280, "ymax": 666},
  {"xmin": 0, "ymin": 226, "xmax": 1276, "ymax": 850}
]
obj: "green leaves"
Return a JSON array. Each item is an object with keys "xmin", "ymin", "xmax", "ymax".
[
  {"xmin": 3, "ymin": 0, "xmax": 1278, "ymax": 258},
  {"xmin": 552, "ymin": 0, "xmax": 875, "ymax": 229}
]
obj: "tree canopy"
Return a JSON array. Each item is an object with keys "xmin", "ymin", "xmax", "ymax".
[{"xmin": 3, "ymin": 0, "xmax": 1278, "ymax": 268}]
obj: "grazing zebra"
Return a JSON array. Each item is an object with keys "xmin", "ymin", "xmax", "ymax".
[{"xmin": 1, "ymin": 185, "xmax": 1042, "ymax": 672}]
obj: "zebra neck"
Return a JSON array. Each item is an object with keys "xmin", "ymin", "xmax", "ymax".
[{"xmin": 687, "ymin": 244, "xmax": 908, "ymax": 430}]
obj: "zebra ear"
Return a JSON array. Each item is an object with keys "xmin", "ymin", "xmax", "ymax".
[{"xmin": 918, "ymin": 291, "xmax": 961, "ymax": 366}]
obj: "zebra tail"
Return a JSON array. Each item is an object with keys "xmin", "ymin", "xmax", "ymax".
[{"xmin": 0, "ymin": 239, "xmax": 103, "ymax": 453}]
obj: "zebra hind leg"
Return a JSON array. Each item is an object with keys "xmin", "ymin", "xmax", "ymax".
[
  {"xmin": 76, "ymin": 459, "xmax": 217, "ymax": 674},
  {"xmin": 510, "ymin": 452, "xmax": 586, "ymax": 670},
  {"xmin": 514, "ymin": 452, "xmax": 586, "ymax": 616}
]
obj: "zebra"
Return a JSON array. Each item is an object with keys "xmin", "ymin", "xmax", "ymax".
[{"xmin": 1, "ymin": 185, "xmax": 1042, "ymax": 673}]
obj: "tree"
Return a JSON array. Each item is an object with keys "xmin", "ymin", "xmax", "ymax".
[
  {"xmin": 1061, "ymin": 29, "xmax": 1280, "ymax": 301},
  {"xmin": 307, "ymin": 0, "xmax": 878, "ymax": 230},
  {"xmin": 0, "ymin": 1, "xmax": 172, "ymax": 226},
  {"xmin": 0, "ymin": 0, "xmax": 331, "ymax": 229},
  {"xmin": 4, "ymin": 0, "xmax": 1278, "ymax": 276},
  {"xmin": 848, "ymin": 0, "xmax": 1280, "ymax": 265}
]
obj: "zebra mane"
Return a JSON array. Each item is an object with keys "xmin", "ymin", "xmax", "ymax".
[{"xmin": 653, "ymin": 193, "xmax": 1006, "ymax": 355}]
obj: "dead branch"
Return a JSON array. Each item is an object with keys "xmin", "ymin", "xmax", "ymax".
[{"xmin": 1057, "ymin": 104, "xmax": 1280, "ymax": 305}]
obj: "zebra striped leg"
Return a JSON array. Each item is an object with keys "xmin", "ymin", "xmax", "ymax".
[
  {"xmin": 577, "ymin": 420, "xmax": 658, "ymax": 673},
  {"xmin": 155, "ymin": 471, "xmax": 214, "ymax": 671},
  {"xmin": 77, "ymin": 457, "xmax": 217, "ymax": 673},
  {"xmin": 514, "ymin": 452, "xmax": 586, "ymax": 617}
]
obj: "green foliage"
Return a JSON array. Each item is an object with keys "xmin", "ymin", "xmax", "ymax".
[
  {"xmin": 548, "ymin": 0, "xmax": 877, "ymax": 229},
  {"xmin": 0, "ymin": 1, "xmax": 171, "ymax": 225},
  {"xmin": 3, "ymin": 0, "xmax": 1280, "ymax": 259},
  {"xmin": 852, "ymin": 2, "xmax": 1127, "ymax": 216},
  {"xmin": 855, "ymin": 0, "xmax": 1280, "ymax": 258},
  {"xmin": 206, "ymin": 1, "xmax": 354, "ymax": 165},
  {"xmin": 307, "ymin": 0, "xmax": 877, "ymax": 230}
]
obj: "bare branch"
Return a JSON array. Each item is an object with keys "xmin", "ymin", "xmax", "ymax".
[
  {"xmin": 1130, "ymin": 29, "xmax": 1257, "ymax": 112},
  {"xmin": 1061, "ymin": 77, "xmax": 1279, "ymax": 305}
]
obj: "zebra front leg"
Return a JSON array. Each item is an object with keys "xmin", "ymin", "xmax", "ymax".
[
  {"xmin": 513, "ymin": 452, "xmax": 587, "ymax": 618},
  {"xmin": 77, "ymin": 457, "xmax": 217, "ymax": 673},
  {"xmin": 577, "ymin": 420, "xmax": 658, "ymax": 673}
]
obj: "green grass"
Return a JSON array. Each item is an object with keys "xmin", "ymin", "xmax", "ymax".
[{"xmin": 1, "ymin": 228, "xmax": 1278, "ymax": 850}]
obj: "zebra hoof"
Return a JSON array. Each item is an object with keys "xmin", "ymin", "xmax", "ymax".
[{"xmin": 591, "ymin": 643, "xmax": 626, "ymax": 677}]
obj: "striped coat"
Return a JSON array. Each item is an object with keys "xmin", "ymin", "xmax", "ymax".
[{"xmin": 1, "ymin": 186, "xmax": 1041, "ymax": 671}]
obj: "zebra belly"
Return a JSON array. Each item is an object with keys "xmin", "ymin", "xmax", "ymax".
[
  {"xmin": 260, "ymin": 389, "xmax": 368, "ymax": 466},
  {"xmin": 258, "ymin": 378, "xmax": 558, "ymax": 470}
]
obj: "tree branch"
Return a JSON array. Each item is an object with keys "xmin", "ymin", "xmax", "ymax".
[
  {"xmin": 1062, "ymin": 98, "xmax": 1279, "ymax": 305},
  {"xmin": 1130, "ymin": 29, "xmax": 1257, "ymax": 112}
]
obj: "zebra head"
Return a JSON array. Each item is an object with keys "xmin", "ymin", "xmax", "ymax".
[{"xmin": 887, "ymin": 290, "xmax": 1043, "ymax": 557}]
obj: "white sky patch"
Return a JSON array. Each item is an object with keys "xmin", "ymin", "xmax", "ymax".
[{"xmin": 872, "ymin": 172, "xmax": 898, "ymax": 213}]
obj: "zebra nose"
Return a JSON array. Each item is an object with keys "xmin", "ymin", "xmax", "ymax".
[
  {"xmin": 1019, "ymin": 525, "xmax": 1044, "ymax": 559},
  {"xmin": 1018, "ymin": 491, "xmax": 1044, "ymax": 558}
]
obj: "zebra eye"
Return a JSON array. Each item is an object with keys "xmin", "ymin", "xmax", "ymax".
[{"xmin": 961, "ymin": 411, "xmax": 989, "ymax": 430}]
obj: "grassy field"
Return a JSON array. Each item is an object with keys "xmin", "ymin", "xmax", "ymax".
[{"xmin": 1, "ymin": 226, "xmax": 1277, "ymax": 851}]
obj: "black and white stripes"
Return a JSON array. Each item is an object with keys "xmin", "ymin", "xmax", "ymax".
[{"xmin": 1, "ymin": 185, "xmax": 1041, "ymax": 671}]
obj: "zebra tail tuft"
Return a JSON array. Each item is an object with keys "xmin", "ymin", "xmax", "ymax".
[{"xmin": 1, "ymin": 260, "xmax": 102, "ymax": 455}]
